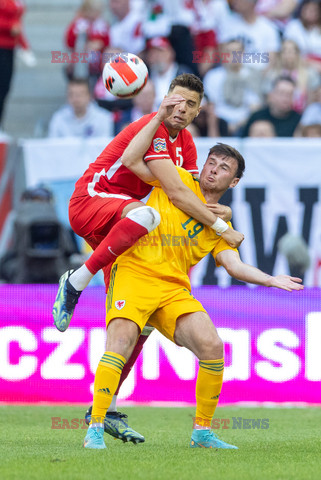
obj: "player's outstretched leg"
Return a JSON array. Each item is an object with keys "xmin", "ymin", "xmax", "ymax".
[
  {"xmin": 83, "ymin": 426, "xmax": 106, "ymax": 449},
  {"xmin": 190, "ymin": 430, "xmax": 238, "ymax": 449},
  {"xmin": 52, "ymin": 270, "xmax": 82, "ymax": 332},
  {"xmin": 85, "ymin": 405, "xmax": 145, "ymax": 444}
]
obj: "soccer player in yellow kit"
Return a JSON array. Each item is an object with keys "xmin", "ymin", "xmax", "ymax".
[{"xmin": 83, "ymin": 143, "xmax": 303, "ymax": 449}]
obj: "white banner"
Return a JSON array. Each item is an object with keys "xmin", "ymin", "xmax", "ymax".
[{"xmin": 21, "ymin": 137, "xmax": 321, "ymax": 286}]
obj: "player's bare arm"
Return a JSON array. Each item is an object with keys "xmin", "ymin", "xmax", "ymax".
[
  {"xmin": 122, "ymin": 96, "xmax": 244, "ymax": 248},
  {"xmin": 121, "ymin": 94, "xmax": 185, "ymax": 181},
  {"xmin": 146, "ymin": 158, "xmax": 243, "ymax": 247},
  {"xmin": 205, "ymin": 204, "xmax": 232, "ymax": 222},
  {"xmin": 216, "ymin": 249, "xmax": 304, "ymax": 291}
]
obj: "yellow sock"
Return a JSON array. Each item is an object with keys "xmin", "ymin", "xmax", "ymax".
[
  {"xmin": 91, "ymin": 351, "xmax": 126, "ymax": 425},
  {"xmin": 194, "ymin": 358, "xmax": 224, "ymax": 429}
]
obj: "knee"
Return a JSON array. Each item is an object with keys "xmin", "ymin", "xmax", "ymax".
[
  {"xmin": 106, "ymin": 334, "xmax": 137, "ymax": 361},
  {"xmin": 200, "ymin": 335, "xmax": 224, "ymax": 360},
  {"xmin": 113, "ymin": 334, "xmax": 137, "ymax": 352},
  {"xmin": 126, "ymin": 206, "xmax": 161, "ymax": 233},
  {"xmin": 106, "ymin": 321, "xmax": 139, "ymax": 359}
]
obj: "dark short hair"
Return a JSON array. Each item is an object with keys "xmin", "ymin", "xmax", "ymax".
[
  {"xmin": 168, "ymin": 74, "xmax": 204, "ymax": 102},
  {"xmin": 273, "ymin": 75, "xmax": 296, "ymax": 89},
  {"xmin": 208, "ymin": 143, "xmax": 245, "ymax": 179},
  {"xmin": 68, "ymin": 78, "xmax": 90, "ymax": 91}
]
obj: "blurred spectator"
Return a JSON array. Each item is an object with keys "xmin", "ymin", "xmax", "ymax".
[
  {"xmin": 142, "ymin": 0, "xmax": 198, "ymax": 74},
  {"xmin": 93, "ymin": 47, "xmax": 134, "ymax": 134},
  {"xmin": 242, "ymin": 76, "xmax": 301, "ymax": 137},
  {"xmin": 255, "ymin": 0, "xmax": 300, "ymax": 32},
  {"xmin": 188, "ymin": 95, "xmax": 229, "ymax": 137},
  {"xmin": 117, "ymin": 80, "xmax": 157, "ymax": 131},
  {"xmin": 0, "ymin": 0, "xmax": 34, "ymax": 126},
  {"xmin": 48, "ymin": 78, "xmax": 114, "ymax": 138},
  {"xmin": 0, "ymin": 187, "xmax": 79, "ymax": 283},
  {"xmin": 116, "ymin": 80, "xmax": 157, "ymax": 131},
  {"xmin": 190, "ymin": 0, "xmax": 231, "ymax": 77},
  {"xmin": 145, "ymin": 36, "xmax": 193, "ymax": 107},
  {"xmin": 129, "ymin": 79, "xmax": 157, "ymax": 122},
  {"xmin": 65, "ymin": 0, "xmax": 110, "ymax": 87},
  {"xmin": 299, "ymin": 84, "xmax": 321, "ymax": 126},
  {"xmin": 301, "ymin": 123, "xmax": 321, "ymax": 136},
  {"xmin": 204, "ymin": 39, "xmax": 262, "ymax": 135},
  {"xmin": 262, "ymin": 39, "xmax": 320, "ymax": 113},
  {"xmin": 109, "ymin": 0, "xmax": 145, "ymax": 54},
  {"xmin": 219, "ymin": 0, "xmax": 281, "ymax": 71},
  {"xmin": 278, "ymin": 233, "xmax": 310, "ymax": 279},
  {"xmin": 248, "ymin": 119, "xmax": 276, "ymax": 136},
  {"xmin": 284, "ymin": 0, "xmax": 321, "ymax": 73}
]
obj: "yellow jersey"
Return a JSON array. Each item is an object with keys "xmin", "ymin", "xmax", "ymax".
[{"xmin": 115, "ymin": 167, "xmax": 238, "ymax": 290}]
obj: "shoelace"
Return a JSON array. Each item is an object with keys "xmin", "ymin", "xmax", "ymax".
[
  {"xmin": 201, "ymin": 430, "xmax": 218, "ymax": 441},
  {"xmin": 65, "ymin": 285, "xmax": 81, "ymax": 313},
  {"xmin": 90, "ymin": 427, "xmax": 103, "ymax": 438},
  {"xmin": 108, "ymin": 412, "xmax": 128, "ymax": 420},
  {"xmin": 85, "ymin": 408, "xmax": 129, "ymax": 425}
]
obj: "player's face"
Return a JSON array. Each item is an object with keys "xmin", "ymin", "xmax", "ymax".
[
  {"xmin": 165, "ymin": 86, "xmax": 201, "ymax": 134},
  {"xmin": 200, "ymin": 154, "xmax": 240, "ymax": 193}
]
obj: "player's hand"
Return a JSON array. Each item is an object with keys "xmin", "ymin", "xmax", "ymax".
[
  {"xmin": 206, "ymin": 204, "xmax": 232, "ymax": 222},
  {"xmin": 11, "ymin": 23, "xmax": 22, "ymax": 37},
  {"xmin": 221, "ymin": 227, "xmax": 244, "ymax": 248},
  {"xmin": 86, "ymin": 39, "xmax": 104, "ymax": 51},
  {"xmin": 267, "ymin": 275, "xmax": 304, "ymax": 291},
  {"xmin": 155, "ymin": 95, "xmax": 185, "ymax": 122}
]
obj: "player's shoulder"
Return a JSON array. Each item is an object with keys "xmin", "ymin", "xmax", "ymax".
[
  {"xmin": 176, "ymin": 166, "xmax": 198, "ymax": 188},
  {"xmin": 115, "ymin": 112, "xmax": 157, "ymax": 140},
  {"xmin": 134, "ymin": 112, "xmax": 158, "ymax": 129}
]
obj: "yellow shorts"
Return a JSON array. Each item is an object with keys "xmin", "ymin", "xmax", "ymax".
[{"xmin": 106, "ymin": 264, "xmax": 206, "ymax": 343}]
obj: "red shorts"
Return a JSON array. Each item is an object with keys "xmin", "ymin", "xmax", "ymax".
[{"xmin": 69, "ymin": 194, "xmax": 138, "ymax": 251}]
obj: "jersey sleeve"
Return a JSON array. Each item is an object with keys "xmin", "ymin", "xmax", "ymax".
[
  {"xmin": 146, "ymin": 166, "xmax": 195, "ymax": 188},
  {"xmin": 181, "ymin": 130, "xmax": 199, "ymax": 175},
  {"xmin": 211, "ymin": 222, "xmax": 239, "ymax": 266},
  {"xmin": 143, "ymin": 123, "xmax": 171, "ymax": 163},
  {"xmin": 65, "ymin": 19, "xmax": 77, "ymax": 49}
]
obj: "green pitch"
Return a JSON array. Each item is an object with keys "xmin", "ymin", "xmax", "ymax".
[{"xmin": 1, "ymin": 406, "xmax": 321, "ymax": 480}]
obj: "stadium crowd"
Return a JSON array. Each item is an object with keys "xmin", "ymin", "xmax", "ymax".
[
  {"xmin": 50, "ymin": 0, "xmax": 321, "ymax": 138},
  {"xmin": 0, "ymin": 0, "xmax": 320, "ymax": 137}
]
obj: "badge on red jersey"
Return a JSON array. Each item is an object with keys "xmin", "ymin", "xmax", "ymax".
[
  {"xmin": 115, "ymin": 300, "xmax": 126, "ymax": 310},
  {"xmin": 153, "ymin": 138, "xmax": 167, "ymax": 152}
]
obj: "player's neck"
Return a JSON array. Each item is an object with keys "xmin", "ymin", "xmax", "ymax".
[
  {"xmin": 201, "ymin": 188, "xmax": 221, "ymax": 205},
  {"xmin": 163, "ymin": 120, "xmax": 179, "ymax": 139}
]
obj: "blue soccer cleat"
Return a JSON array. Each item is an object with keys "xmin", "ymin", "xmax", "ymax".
[
  {"xmin": 190, "ymin": 429, "xmax": 238, "ymax": 449},
  {"xmin": 52, "ymin": 270, "xmax": 82, "ymax": 332},
  {"xmin": 83, "ymin": 426, "xmax": 106, "ymax": 449},
  {"xmin": 85, "ymin": 406, "xmax": 145, "ymax": 444}
]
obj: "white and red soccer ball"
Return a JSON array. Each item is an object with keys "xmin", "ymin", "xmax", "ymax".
[{"xmin": 102, "ymin": 53, "xmax": 148, "ymax": 99}]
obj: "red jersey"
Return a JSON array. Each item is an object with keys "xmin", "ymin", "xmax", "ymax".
[
  {"xmin": 73, "ymin": 112, "xmax": 199, "ymax": 201},
  {"xmin": 0, "ymin": 0, "xmax": 28, "ymax": 50},
  {"xmin": 65, "ymin": 16, "xmax": 109, "ymax": 51}
]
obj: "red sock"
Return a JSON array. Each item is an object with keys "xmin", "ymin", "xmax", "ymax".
[
  {"xmin": 85, "ymin": 217, "xmax": 148, "ymax": 275},
  {"xmin": 115, "ymin": 335, "xmax": 148, "ymax": 395}
]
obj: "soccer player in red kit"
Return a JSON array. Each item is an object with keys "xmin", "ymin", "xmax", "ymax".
[
  {"xmin": 53, "ymin": 73, "xmax": 243, "ymax": 330},
  {"xmin": 52, "ymin": 73, "xmax": 244, "ymax": 443}
]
